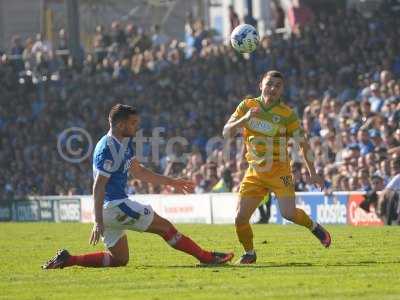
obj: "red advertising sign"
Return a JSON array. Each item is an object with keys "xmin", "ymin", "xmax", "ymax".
[{"xmin": 347, "ymin": 194, "xmax": 383, "ymax": 226}]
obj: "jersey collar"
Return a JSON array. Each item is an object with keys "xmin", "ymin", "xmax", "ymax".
[
  {"xmin": 257, "ymin": 95, "xmax": 281, "ymax": 113},
  {"xmin": 107, "ymin": 130, "xmax": 123, "ymax": 146}
]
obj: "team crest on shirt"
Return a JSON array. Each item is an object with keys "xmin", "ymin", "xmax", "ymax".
[
  {"xmin": 272, "ymin": 115, "xmax": 281, "ymax": 123},
  {"xmin": 103, "ymin": 159, "xmax": 113, "ymax": 172}
]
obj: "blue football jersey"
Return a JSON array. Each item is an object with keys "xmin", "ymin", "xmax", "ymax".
[{"xmin": 92, "ymin": 133, "xmax": 135, "ymax": 202}]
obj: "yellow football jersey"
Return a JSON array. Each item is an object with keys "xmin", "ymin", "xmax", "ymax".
[{"xmin": 232, "ymin": 96, "xmax": 304, "ymax": 165}]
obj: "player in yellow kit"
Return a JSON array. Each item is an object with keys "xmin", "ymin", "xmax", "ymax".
[{"xmin": 223, "ymin": 70, "xmax": 331, "ymax": 264}]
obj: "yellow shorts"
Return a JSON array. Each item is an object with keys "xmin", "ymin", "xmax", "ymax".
[{"xmin": 239, "ymin": 162, "xmax": 295, "ymax": 200}]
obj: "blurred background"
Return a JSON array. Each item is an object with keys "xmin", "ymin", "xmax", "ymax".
[{"xmin": 0, "ymin": 0, "xmax": 399, "ymax": 200}]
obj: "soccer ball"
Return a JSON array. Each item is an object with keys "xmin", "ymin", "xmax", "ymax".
[{"xmin": 230, "ymin": 24, "xmax": 259, "ymax": 53}]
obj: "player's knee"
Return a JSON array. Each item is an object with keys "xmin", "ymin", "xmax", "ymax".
[
  {"xmin": 120, "ymin": 257, "xmax": 129, "ymax": 266},
  {"xmin": 235, "ymin": 214, "xmax": 250, "ymax": 226},
  {"xmin": 281, "ymin": 210, "xmax": 295, "ymax": 221},
  {"xmin": 110, "ymin": 252, "xmax": 129, "ymax": 267},
  {"xmin": 114, "ymin": 256, "xmax": 129, "ymax": 267}
]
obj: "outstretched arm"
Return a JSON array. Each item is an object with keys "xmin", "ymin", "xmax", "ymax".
[{"xmin": 130, "ymin": 159, "xmax": 194, "ymax": 193}]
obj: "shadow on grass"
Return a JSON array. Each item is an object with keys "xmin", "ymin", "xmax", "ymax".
[
  {"xmin": 138, "ymin": 260, "xmax": 400, "ymax": 269},
  {"xmin": 234, "ymin": 260, "xmax": 400, "ymax": 268},
  {"xmin": 138, "ymin": 262, "xmax": 313, "ymax": 269},
  {"xmin": 324, "ymin": 260, "xmax": 400, "ymax": 267}
]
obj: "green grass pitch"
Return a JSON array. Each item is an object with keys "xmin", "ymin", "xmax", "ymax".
[{"xmin": 0, "ymin": 223, "xmax": 399, "ymax": 300}]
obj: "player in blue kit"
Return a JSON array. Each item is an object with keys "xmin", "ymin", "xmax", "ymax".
[{"xmin": 42, "ymin": 104, "xmax": 233, "ymax": 268}]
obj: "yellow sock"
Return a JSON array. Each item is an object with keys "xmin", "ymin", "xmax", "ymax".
[
  {"xmin": 235, "ymin": 223, "xmax": 254, "ymax": 252},
  {"xmin": 293, "ymin": 208, "xmax": 313, "ymax": 229}
]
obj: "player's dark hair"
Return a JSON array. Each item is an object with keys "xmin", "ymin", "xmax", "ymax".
[
  {"xmin": 109, "ymin": 104, "xmax": 138, "ymax": 126},
  {"xmin": 393, "ymin": 158, "xmax": 400, "ymax": 169},
  {"xmin": 261, "ymin": 70, "xmax": 284, "ymax": 82},
  {"xmin": 244, "ymin": 94, "xmax": 255, "ymax": 99}
]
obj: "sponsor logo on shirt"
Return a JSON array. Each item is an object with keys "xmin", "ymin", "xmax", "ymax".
[{"xmin": 247, "ymin": 118, "xmax": 278, "ymax": 135}]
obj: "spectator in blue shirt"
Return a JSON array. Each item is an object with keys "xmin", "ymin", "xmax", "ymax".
[
  {"xmin": 357, "ymin": 129, "xmax": 375, "ymax": 155},
  {"xmin": 369, "ymin": 129, "xmax": 382, "ymax": 148},
  {"xmin": 369, "ymin": 83, "xmax": 384, "ymax": 112}
]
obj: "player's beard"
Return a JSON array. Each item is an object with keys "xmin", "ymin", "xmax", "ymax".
[
  {"xmin": 123, "ymin": 127, "xmax": 137, "ymax": 137},
  {"xmin": 122, "ymin": 131, "xmax": 134, "ymax": 138}
]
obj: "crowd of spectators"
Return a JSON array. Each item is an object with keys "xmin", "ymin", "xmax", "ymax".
[{"xmin": 0, "ymin": 4, "xmax": 399, "ymax": 199}]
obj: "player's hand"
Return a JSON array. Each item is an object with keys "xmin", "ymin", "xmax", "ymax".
[
  {"xmin": 170, "ymin": 178, "xmax": 195, "ymax": 194},
  {"xmin": 243, "ymin": 107, "xmax": 260, "ymax": 121},
  {"xmin": 89, "ymin": 222, "xmax": 104, "ymax": 246},
  {"xmin": 310, "ymin": 174, "xmax": 325, "ymax": 191}
]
